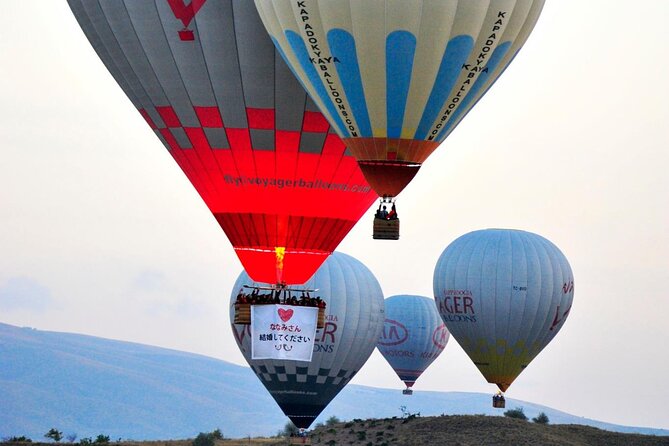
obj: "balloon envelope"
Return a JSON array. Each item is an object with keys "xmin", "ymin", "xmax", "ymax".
[
  {"xmin": 254, "ymin": 0, "xmax": 545, "ymax": 197},
  {"xmin": 68, "ymin": 0, "xmax": 376, "ymax": 284},
  {"xmin": 377, "ymin": 295, "xmax": 449, "ymax": 389},
  {"xmin": 433, "ymin": 229, "xmax": 574, "ymax": 392},
  {"xmin": 230, "ymin": 252, "xmax": 385, "ymax": 428}
]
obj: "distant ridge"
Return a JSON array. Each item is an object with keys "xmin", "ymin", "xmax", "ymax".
[{"xmin": 1, "ymin": 322, "xmax": 667, "ymax": 440}]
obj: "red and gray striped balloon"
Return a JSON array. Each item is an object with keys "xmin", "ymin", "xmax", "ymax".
[{"xmin": 68, "ymin": 0, "xmax": 376, "ymax": 284}]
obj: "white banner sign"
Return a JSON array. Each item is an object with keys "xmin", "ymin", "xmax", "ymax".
[{"xmin": 251, "ymin": 305, "xmax": 318, "ymax": 361}]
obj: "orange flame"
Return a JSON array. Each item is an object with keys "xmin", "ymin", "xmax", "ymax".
[{"xmin": 275, "ymin": 247, "xmax": 285, "ymax": 283}]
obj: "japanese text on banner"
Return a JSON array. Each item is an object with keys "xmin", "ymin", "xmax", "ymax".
[{"xmin": 251, "ymin": 305, "xmax": 318, "ymax": 361}]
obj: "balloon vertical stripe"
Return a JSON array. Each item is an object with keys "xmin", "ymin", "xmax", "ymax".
[
  {"xmin": 285, "ymin": 30, "xmax": 350, "ymax": 137},
  {"xmin": 327, "ymin": 29, "xmax": 373, "ymax": 138},
  {"xmin": 415, "ymin": 35, "xmax": 474, "ymax": 141},
  {"xmin": 386, "ymin": 31, "xmax": 417, "ymax": 139},
  {"xmin": 437, "ymin": 41, "xmax": 513, "ymax": 143}
]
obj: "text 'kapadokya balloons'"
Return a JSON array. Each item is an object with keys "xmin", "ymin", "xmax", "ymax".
[
  {"xmin": 433, "ymin": 229, "xmax": 574, "ymax": 392},
  {"xmin": 254, "ymin": 0, "xmax": 544, "ymax": 197},
  {"xmin": 377, "ymin": 295, "xmax": 449, "ymax": 393},
  {"xmin": 68, "ymin": 0, "xmax": 376, "ymax": 285},
  {"xmin": 230, "ymin": 252, "xmax": 384, "ymax": 428}
]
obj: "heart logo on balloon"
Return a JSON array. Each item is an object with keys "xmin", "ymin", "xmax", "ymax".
[{"xmin": 278, "ymin": 308, "xmax": 294, "ymax": 322}]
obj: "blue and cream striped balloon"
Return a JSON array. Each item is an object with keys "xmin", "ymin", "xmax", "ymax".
[{"xmin": 254, "ymin": 0, "xmax": 545, "ymax": 197}]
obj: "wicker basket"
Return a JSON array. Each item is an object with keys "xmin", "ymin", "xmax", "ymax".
[
  {"xmin": 233, "ymin": 303, "xmax": 251, "ymax": 325},
  {"xmin": 373, "ymin": 218, "xmax": 400, "ymax": 240},
  {"xmin": 492, "ymin": 396, "xmax": 506, "ymax": 408},
  {"xmin": 317, "ymin": 307, "xmax": 325, "ymax": 329}
]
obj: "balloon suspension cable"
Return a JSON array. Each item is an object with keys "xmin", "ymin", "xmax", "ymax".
[{"xmin": 242, "ymin": 284, "xmax": 318, "ymax": 293}]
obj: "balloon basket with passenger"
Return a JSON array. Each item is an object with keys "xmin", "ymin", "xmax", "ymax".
[
  {"xmin": 289, "ymin": 429, "xmax": 311, "ymax": 444},
  {"xmin": 492, "ymin": 392, "xmax": 506, "ymax": 408},
  {"xmin": 402, "ymin": 387, "xmax": 413, "ymax": 396},
  {"xmin": 233, "ymin": 284, "xmax": 326, "ymax": 328},
  {"xmin": 373, "ymin": 197, "xmax": 400, "ymax": 240}
]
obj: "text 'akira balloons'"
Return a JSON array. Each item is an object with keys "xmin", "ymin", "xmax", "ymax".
[
  {"xmin": 433, "ymin": 229, "xmax": 574, "ymax": 392},
  {"xmin": 68, "ymin": 0, "xmax": 377, "ymax": 285},
  {"xmin": 230, "ymin": 252, "xmax": 385, "ymax": 429},
  {"xmin": 377, "ymin": 295, "xmax": 449, "ymax": 391},
  {"xmin": 254, "ymin": 0, "xmax": 545, "ymax": 197}
]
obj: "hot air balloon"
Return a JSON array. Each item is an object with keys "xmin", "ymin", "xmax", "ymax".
[
  {"xmin": 253, "ymin": 0, "xmax": 545, "ymax": 236},
  {"xmin": 68, "ymin": 0, "xmax": 376, "ymax": 285},
  {"xmin": 230, "ymin": 251, "xmax": 385, "ymax": 429},
  {"xmin": 433, "ymin": 229, "xmax": 574, "ymax": 405},
  {"xmin": 377, "ymin": 295, "xmax": 449, "ymax": 395}
]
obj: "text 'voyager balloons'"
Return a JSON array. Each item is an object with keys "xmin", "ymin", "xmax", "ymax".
[
  {"xmin": 377, "ymin": 295, "xmax": 449, "ymax": 393},
  {"xmin": 433, "ymin": 229, "xmax": 574, "ymax": 392},
  {"xmin": 254, "ymin": 0, "xmax": 545, "ymax": 197},
  {"xmin": 230, "ymin": 252, "xmax": 385, "ymax": 429},
  {"xmin": 68, "ymin": 0, "xmax": 377, "ymax": 285}
]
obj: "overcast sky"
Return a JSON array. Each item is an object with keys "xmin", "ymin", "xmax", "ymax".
[{"xmin": 2, "ymin": 1, "xmax": 668, "ymax": 431}]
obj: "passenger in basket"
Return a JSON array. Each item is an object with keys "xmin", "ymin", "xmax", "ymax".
[
  {"xmin": 387, "ymin": 204, "xmax": 398, "ymax": 220},
  {"xmin": 375, "ymin": 204, "xmax": 388, "ymax": 219}
]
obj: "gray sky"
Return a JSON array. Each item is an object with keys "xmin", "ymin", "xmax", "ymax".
[{"xmin": 2, "ymin": 1, "xmax": 668, "ymax": 431}]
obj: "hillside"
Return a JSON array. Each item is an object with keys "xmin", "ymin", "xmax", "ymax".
[
  {"xmin": 305, "ymin": 415, "xmax": 669, "ymax": 446},
  {"xmin": 1, "ymin": 322, "xmax": 667, "ymax": 440},
  {"xmin": 6, "ymin": 416, "xmax": 669, "ymax": 446}
]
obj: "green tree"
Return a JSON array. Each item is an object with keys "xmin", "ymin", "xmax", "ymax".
[
  {"xmin": 503, "ymin": 407, "xmax": 528, "ymax": 420},
  {"xmin": 278, "ymin": 422, "xmax": 299, "ymax": 437},
  {"xmin": 79, "ymin": 438, "xmax": 92, "ymax": 445},
  {"xmin": 192, "ymin": 433, "xmax": 215, "ymax": 446},
  {"xmin": 532, "ymin": 412, "xmax": 550, "ymax": 424},
  {"xmin": 325, "ymin": 416, "xmax": 340, "ymax": 426},
  {"xmin": 7, "ymin": 436, "xmax": 32, "ymax": 443},
  {"xmin": 210, "ymin": 429, "xmax": 223, "ymax": 440},
  {"xmin": 45, "ymin": 428, "xmax": 63, "ymax": 442},
  {"xmin": 93, "ymin": 435, "xmax": 110, "ymax": 444}
]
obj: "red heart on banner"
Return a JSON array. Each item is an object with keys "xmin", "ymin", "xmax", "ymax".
[{"xmin": 278, "ymin": 308, "xmax": 294, "ymax": 322}]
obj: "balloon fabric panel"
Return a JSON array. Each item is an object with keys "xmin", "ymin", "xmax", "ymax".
[{"xmin": 68, "ymin": 0, "xmax": 376, "ymax": 285}]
